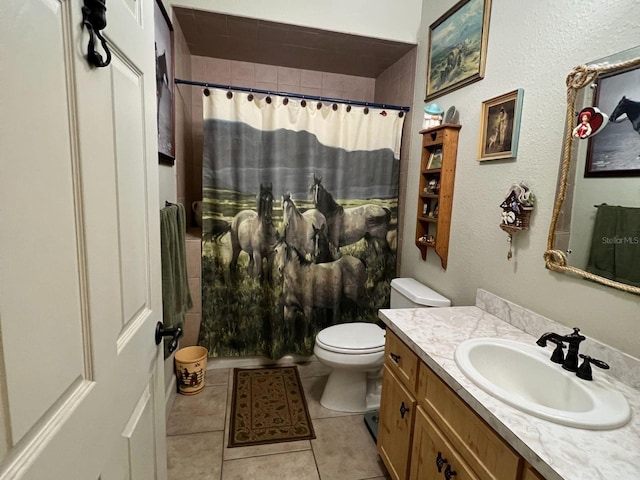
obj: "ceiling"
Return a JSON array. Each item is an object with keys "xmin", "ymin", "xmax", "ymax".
[{"xmin": 174, "ymin": 8, "xmax": 416, "ymax": 78}]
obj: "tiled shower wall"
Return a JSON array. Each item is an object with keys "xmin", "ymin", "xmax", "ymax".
[
  {"xmin": 374, "ymin": 48, "xmax": 417, "ymax": 269},
  {"xmin": 172, "ymin": 14, "xmax": 202, "ymax": 348},
  {"xmin": 177, "ymin": 49, "xmax": 417, "ymax": 348},
  {"xmin": 173, "ymin": 15, "xmax": 192, "ymax": 211}
]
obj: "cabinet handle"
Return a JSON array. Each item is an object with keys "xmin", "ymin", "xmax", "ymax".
[
  {"xmin": 444, "ymin": 464, "xmax": 457, "ymax": 479},
  {"xmin": 436, "ymin": 452, "xmax": 447, "ymax": 472},
  {"xmin": 390, "ymin": 352, "xmax": 401, "ymax": 363},
  {"xmin": 399, "ymin": 402, "xmax": 410, "ymax": 419}
]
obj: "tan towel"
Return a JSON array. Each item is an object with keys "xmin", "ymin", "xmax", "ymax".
[{"xmin": 160, "ymin": 203, "xmax": 193, "ymax": 330}]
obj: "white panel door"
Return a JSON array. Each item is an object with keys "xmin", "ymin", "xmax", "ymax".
[{"xmin": 0, "ymin": 0, "xmax": 166, "ymax": 478}]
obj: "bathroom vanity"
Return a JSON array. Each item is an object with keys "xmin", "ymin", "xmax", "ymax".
[
  {"xmin": 378, "ymin": 329, "xmax": 531, "ymax": 480},
  {"xmin": 377, "ymin": 291, "xmax": 640, "ymax": 480}
]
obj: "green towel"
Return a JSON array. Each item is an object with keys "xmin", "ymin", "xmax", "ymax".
[
  {"xmin": 587, "ymin": 205, "xmax": 640, "ymax": 287},
  {"xmin": 160, "ymin": 204, "xmax": 193, "ymax": 331},
  {"xmin": 612, "ymin": 206, "xmax": 640, "ymax": 287}
]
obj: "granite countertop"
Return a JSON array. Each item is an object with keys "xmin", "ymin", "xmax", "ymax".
[{"xmin": 378, "ymin": 306, "xmax": 640, "ymax": 480}]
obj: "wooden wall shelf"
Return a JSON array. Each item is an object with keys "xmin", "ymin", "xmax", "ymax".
[{"xmin": 415, "ymin": 124, "xmax": 461, "ymax": 269}]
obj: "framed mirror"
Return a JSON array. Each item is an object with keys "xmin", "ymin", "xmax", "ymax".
[{"xmin": 545, "ymin": 46, "xmax": 640, "ymax": 295}]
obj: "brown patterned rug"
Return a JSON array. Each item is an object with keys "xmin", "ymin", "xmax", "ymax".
[{"xmin": 228, "ymin": 366, "xmax": 315, "ymax": 448}]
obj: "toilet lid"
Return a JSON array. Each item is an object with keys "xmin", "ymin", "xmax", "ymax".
[{"xmin": 316, "ymin": 323, "xmax": 385, "ymax": 354}]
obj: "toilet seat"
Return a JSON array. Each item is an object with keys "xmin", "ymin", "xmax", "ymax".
[{"xmin": 315, "ymin": 323, "xmax": 385, "ymax": 355}]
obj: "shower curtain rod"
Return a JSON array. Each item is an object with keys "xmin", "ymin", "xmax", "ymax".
[{"xmin": 174, "ymin": 78, "xmax": 411, "ymax": 112}]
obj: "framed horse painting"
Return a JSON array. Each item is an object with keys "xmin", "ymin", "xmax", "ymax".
[
  {"xmin": 585, "ymin": 65, "xmax": 640, "ymax": 177},
  {"xmin": 425, "ymin": 0, "xmax": 492, "ymax": 102}
]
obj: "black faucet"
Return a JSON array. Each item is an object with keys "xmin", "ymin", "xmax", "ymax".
[{"xmin": 536, "ymin": 327, "xmax": 586, "ymax": 372}]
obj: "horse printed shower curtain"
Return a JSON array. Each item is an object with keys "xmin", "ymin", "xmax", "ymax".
[{"xmin": 200, "ymin": 87, "xmax": 405, "ymax": 358}]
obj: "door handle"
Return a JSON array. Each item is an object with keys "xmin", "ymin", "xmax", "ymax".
[
  {"xmin": 399, "ymin": 402, "xmax": 410, "ymax": 419},
  {"xmin": 444, "ymin": 464, "xmax": 457, "ymax": 479},
  {"xmin": 436, "ymin": 452, "xmax": 447, "ymax": 472},
  {"xmin": 155, "ymin": 322, "xmax": 183, "ymax": 353}
]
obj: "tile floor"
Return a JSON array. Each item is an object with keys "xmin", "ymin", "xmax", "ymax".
[{"xmin": 167, "ymin": 361, "xmax": 391, "ymax": 480}]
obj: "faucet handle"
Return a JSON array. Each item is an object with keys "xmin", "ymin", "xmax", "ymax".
[
  {"xmin": 577, "ymin": 354, "xmax": 610, "ymax": 381},
  {"xmin": 568, "ymin": 327, "xmax": 586, "ymax": 342},
  {"xmin": 548, "ymin": 338, "xmax": 565, "ymax": 364}
]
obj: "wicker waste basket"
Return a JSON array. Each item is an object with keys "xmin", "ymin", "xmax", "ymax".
[{"xmin": 175, "ymin": 346, "xmax": 208, "ymax": 395}]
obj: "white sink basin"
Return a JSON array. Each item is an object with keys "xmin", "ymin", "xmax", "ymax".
[{"xmin": 454, "ymin": 338, "xmax": 631, "ymax": 430}]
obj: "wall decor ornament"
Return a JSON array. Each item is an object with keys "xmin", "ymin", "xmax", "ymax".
[
  {"xmin": 426, "ymin": 147, "xmax": 443, "ymax": 169},
  {"xmin": 572, "ymin": 107, "xmax": 609, "ymax": 140},
  {"xmin": 422, "ymin": 103, "xmax": 444, "ymax": 130},
  {"xmin": 426, "ymin": 178, "xmax": 439, "ymax": 194},
  {"xmin": 444, "ymin": 105, "xmax": 460, "ymax": 125},
  {"xmin": 500, "ymin": 182, "xmax": 535, "ymax": 260},
  {"xmin": 429, "ymin": 201, "xmax": 439, "ymax": 219},
  {"xmin": 478, "ymin": 89, "xmax": 524, "ymax": 161},
  {"xmin": 425, "ymin": 0, "xmax": 492, "ymax": 102}
]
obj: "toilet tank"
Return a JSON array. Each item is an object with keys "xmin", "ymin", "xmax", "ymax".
[{"xmin": 390, "ymin": 278, "xmax": 451, "ymax": 308}]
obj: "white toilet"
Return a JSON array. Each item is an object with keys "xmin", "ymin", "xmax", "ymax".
[{"xmin": 313, "ymin": 278, "xmax": 451, "ymax": 412}]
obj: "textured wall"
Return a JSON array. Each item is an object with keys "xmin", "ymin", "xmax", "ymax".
[
  {"xmin": 173, "ymin": 13, "xmax": 193, "ymax": 211},
  {"xmin": 401, "ymin": 0, "xmax": 640, "ymax": 357}
]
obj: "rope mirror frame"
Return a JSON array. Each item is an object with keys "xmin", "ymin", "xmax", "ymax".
[{"xmin": 544, "ymin": 56, "xmax": 640, "ymax": 296}]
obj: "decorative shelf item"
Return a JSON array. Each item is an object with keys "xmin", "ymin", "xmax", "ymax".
[
  {"xmin": 422, "ymin": 103, "xmax": 444, "ymax": 130},
  {"xmin": 500, "ymin": 181, "xmax": 535, "ymax": 260},
  {"xmin": 572, "ymin": 106, "xmax": 609, "ymax": 140},
  {"xmin": 415, "ymin": 123, "xmax": 462, "ymax": 268}
]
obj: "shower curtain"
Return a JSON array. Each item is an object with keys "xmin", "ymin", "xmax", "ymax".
[{"xmin": 199, "ymin": 87, "xmax": 405, "ymax": 358}]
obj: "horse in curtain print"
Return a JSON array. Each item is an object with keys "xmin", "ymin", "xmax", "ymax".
[
  {"xmin": 274, "ymin": 242, "xmax": 365, "ymax": 337},
  {"xmin": 282, "ymin": 193, "xmax": 327, "ymax": 261},
  {"xmin": 202, "ymin": 217, "xmax": 231, "ymax": 244},
  {"xmin": 311, "ymin": 224, "xmax": 341, "ymax": 264},
  {"xmin": 311, "ymin": 175, "xmax": 391, "ymax": 252},
  {"xmin": 230, "ymin": 183, "xmax": 279, "ymax": 283}
]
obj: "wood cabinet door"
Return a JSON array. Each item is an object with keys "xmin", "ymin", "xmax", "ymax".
[
  {"xmin": 417, "ymin": 362, "xmax": 521, "ymax": 479},
  {"xmin": 385, "ymin": 330, "xmax": 419, "ymax": 391},
  {"xmin": 521, "ymin": 464, "xmax": 545, "ymax": 480},
  {"xmin": 410, "ymin": 406, "xmax": 480, "ymax": 480},
  {"xmin": 377, "ymin": 365, "xmax": 416, "ymax": 480}
]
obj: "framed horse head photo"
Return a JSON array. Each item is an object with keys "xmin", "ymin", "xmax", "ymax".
[
  {"xmin": 154, "ymin": 0, "xmax": 175, "ymax": 166},
  {"xmin": 585, "ymin": 65, "xmax": 640, "ymax": 177}
]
